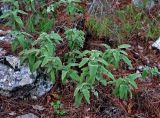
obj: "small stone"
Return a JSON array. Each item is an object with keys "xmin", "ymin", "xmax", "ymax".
[
  {"xmin": 6, "ymin": 55, "xmax": 20, "ymax": 69},
  {"xmin": 85, "ymin": 117, "xmax": 90, "ymax": 118},
  {"xmin": 133, "ymin": 52, "xmax": 140, "ymax": 59},
  {"xmin": 137, "ymin": 65, "xmax": 144, "ymax": 71},
  {"xmin": 9, "ymin": 111, "xmax": 16, "ymax": 116},
  {"xmin": 138, "ymin": 45, "xmax": 144, "ymax": 50},
  {"xmin": 0, "ymin": 30, "xmax": 10, "ymax": 36},
  {"xmin": 19, "ymin": 77, "xmax": 33, "ymax": 86},
  {"xmin": 128, "ymin": 66, "xmax": 135, "ymax": 71},
  {"xmin": 85, "ymin": 108, "xmax": 91, "ymax": 112},
  {"xmin": 32, "ymin": 105, "xmax": 45, "ymax": 111},
  {"xmin": 0, "ymin": 48, "xmax": 6, "ymax": 57},
  {"xmin": 16, "ymin": 113, "xmax": 39, "ymax": 118},
  {"xmin": 30, "ymin": 78, "xmax": 53, "ymax": 98},
  {"xmin": 152, "ymin": 37, "xmax": 160, "ymax": 51}
]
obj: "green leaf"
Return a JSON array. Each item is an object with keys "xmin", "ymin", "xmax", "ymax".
[
  {"xmin": 17, "ymin": 35, "xmax": 28, "ymax": 49},
  {"xmin": 151, "ymin": 67, "xmax": 159, "ymax": 76},
  {"xmin": 41, "ymin": 57, "xmax": 49, "ymax": 67},
  {"xmin": 45, "ymin": 43, "xmax": 54, "ymax": 56},
  {"xmin": 142, "ymin": 70, "xmax": 148, "ymax": 79},
  {"xmin": 93, "ymin": 90, "xmax": 99, "ymax": 98},
  {"xmin": 101, "ymin": 66, "xmax": 115, "ymax": 80},
  {"xmin": 50, "ymin": 70, "xmax": 55, "ymax": 83},
  {"xmin": 74, "ymin": 92, "xmax": 83, "ymax": 107},
  {"xmin": 101, "ymin": 44, "xmax": 111, "ymax": 49},
  {"xmin": 88, "ymin": 63, "xmax": 98, "ymax": 84},
  {"xmin": 26, "ymin": 15, "xmax": 35, "ymax": 32},
  {"xmin": 13, "ymin": 13, "xmax": 24, "ymax": 28},
  {"xmin": 129, "ymin": 79, "xmax": 138, "ymax": 89},
  {"xmin": 118, "ymin": 44, "xmax": 131, "ymax": 49},
  {"xmin": 121, "ymin": 55, "xmax": 132, "ymax": 66},
  {"xmin": 47, "ymin": 65, "xmax": 52, "ymax": 73},
  {"xmin": 119, "ymin": 84, "xmax": 128, "ymax": 99},
  {"xmin": 17, "ymin": 10, "xmax": 28, "ymax": 15},
  {"xmin": 0, "ymin": 11, "xmax": 11, "ymax": 19},
  {"xmin": 39, "ymin": 19, "xmax": 54, "ymax": 32},
  {"xmin": 79, "ymin": 58, "xmax": 89, "ymax": 68},
  {"xmin": 100, "ymin": 79, "xmax": 107, "ymax": 86},
  {"xmin": 113, "ymin": 51, "xmax": 120, "ymax": 68},
  {"xmin": 82, "ymin": 88, "xmax": 90, "ymax": 104},
  {"xmin": 127, "ymin": 73, "xmax": 140, "ymax": 80},
  {"xmin": 32, "ymin": 60, "xmax": 41, "ymax": 72},
  {"xmin": 120, "ymin": 50, "xmax": 128, "ymax": 55},
  {"xmin": 28, "ymin": 54, "xmax": 36, "ymax": 71},
  {"xmin": 25, "ymin": 49, "xmax": 39, "ymax": 55},
  {"xmin": 98, "ymin": 58, "xmax": 108, "ymax": 66},
  {"xmin": 69, "ymin": 70, "xmax": 80, "ymax": 82},
  {"xmin": 11, "ymin": 40, "xmax": 19, "ymax": 51},
  {"xmin": 61, "ymin": 70, "xmax": 68, "ymax": 84}
]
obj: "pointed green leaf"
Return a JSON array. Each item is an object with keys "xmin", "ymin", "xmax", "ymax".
[
  {"xmin": 61, "ymin": 70, "xmax": 68, "ymax": 84},
  {"xmin": 121, "ymin": 55, "xmax": 132, "ymax": 66},
  {"xmin": 41, "ymin": 57, "xmax": 49, "ymax": 67},
  {"xmin": 74, "ymin": 92, "xmax": 83, "ymax": 107},
  {"xmin": 88, "ymin": 63, "xmax": 98, "ymax": 84},
  {"xmin": 82, "ymin": 88, "xmax": 90, "ymax": 104},
  {"xmin": 50, "ymin": 70, "xmax": 55, "ymax": 83},
  {"xmin": 69, "ymin": 70, "xmax": 80, "ymax": 82},
  {"xmin": 101, "ymin": 66, "xmax": 115, "ymax": 80},
  {"xmin": 79, "ymin": 58, "xmax": 89, "ymax": 68},
  {"xmin": 118, "ymin": 44, "xmax": 131, "ymax": 49},
  {"xmin": 32, "ymin": 60, "xmax": 41, "ymax": 72}
]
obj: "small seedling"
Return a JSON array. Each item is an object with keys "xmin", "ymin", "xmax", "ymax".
[{"xmin": 50, "ymin": 100, "xmax": 66, "ymax": 116}]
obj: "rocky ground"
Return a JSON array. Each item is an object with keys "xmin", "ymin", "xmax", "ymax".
[{"xmin": 0, "ymin": 0, "xmax": 160, "ymax": 118}]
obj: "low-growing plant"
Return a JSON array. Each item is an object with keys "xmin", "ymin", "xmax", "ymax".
[
  {"xmin": 141, "ymin": 66, "xmax": 159, "ymax": 79},
  {"xmin": 61, "ymin": 0, "xmax": 84, "ymax": 15},
  {"xmin": 65, "ymin": 28, "xmax": 85, "ymax": 51},
  {"xmin": 11, "ymin": 31, "xmax": 31, "ymax": 51},
  {"xmin": 0, "ymin": 0, "xmax": 27, "ymax": 29},
  {"xmin": 20, "ymin": 32, "xmax": 63, "ymax": 83},
  {"xmin": 62, "ymin": 50, "xmax": 115, "ymax": 106},
  {"xmin": 109, "ymin": 73, "xmax": 140, "ymax": 100},
  {"xmin": 102, "ymin": 44, "xmax": 132, "ymax": 68},
  {"xmin": 1, "ymin": 0, "xmax": 157, "ymax": 109},
  {"xmin": 50, "ymin": 100, "xmax": 66, "ymax": 116}
]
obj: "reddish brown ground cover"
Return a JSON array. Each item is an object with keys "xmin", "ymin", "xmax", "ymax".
[{"xmin": 0, "ymin": 0, "xmax": 160, "ymax": 118}]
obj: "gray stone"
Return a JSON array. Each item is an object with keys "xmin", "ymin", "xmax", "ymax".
[
  {"xmin": 0, "ymin": 29, "xmax": 10, "ymax": 36},
  {"xmin": 30, "ymin": 77, "xmax": 53, "ymax": 99},
  {"xmin": 16, "ymin": 113, "xmax": 39, "ymax": 118},
  {"xmin": 0, "ymin": 3, "xmax": 10, "ymax": 14},
  {"xmin": 152, "ymin": 37, "xmax": 160, "ymax": 51},
  {"xmin": 32, "ymin": 105, "xmax": 45, "ymax": 111},
  {"xmin": 5, "ymin": 55, "xmax": 20, "ymax": 69},
  {"xmin": 0, "ymin": 30, "xmax": 12, "ymax": 42},
  {"xmin": 0, "ymin": 55, "xmax": 53, "ymax": 98},
  {"xmin": 0, "ymin": 3, "xmax": 11, "ymax": 23},
  {"xmin": 0, "ymin": 63, "xmax": 34, "ymax": 92},
  {"xmin": 8, "ymin": 111, "xmax": 16, "ymax": 116},
  {"xmin": 0, "ymin": 56, "xmax": 35, "ymax": 96},
  {"xmin": 0, "ymin": 48, "xmax": 6, "ymax": 57}
]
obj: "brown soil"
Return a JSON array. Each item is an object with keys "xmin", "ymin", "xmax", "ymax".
[{"xmin": 0, "ymin": 0, "xmax": 160, "ymax": 118}]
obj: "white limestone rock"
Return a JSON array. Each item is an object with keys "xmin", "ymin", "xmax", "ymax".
[{"xmin": 152, "ymin": 37, "xmax": 160, "ymax": 51}]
